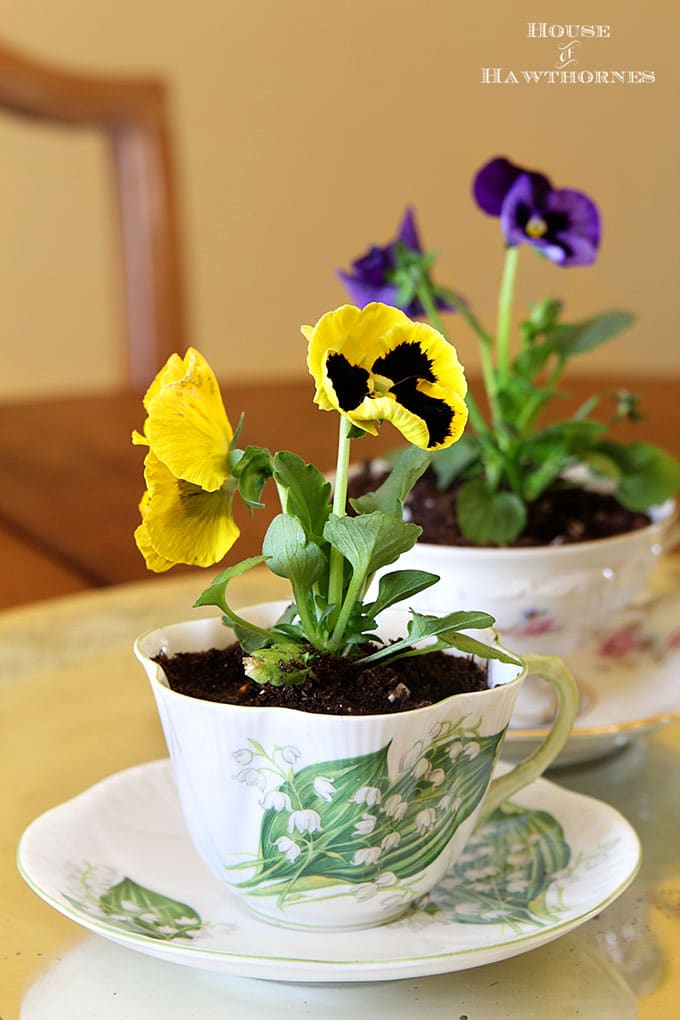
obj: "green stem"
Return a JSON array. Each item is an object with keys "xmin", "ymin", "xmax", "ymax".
[
  {"xmin": 496, "ymin": 246, "xmax": 520, "ymax": 384},
  {"xmin": 328, "ymin": 567, "xmax": 366, "ymax": 651},
  {"xmin": 432, "ymin": 283, "xmax": 491, "ymax": 347},
  {"xmin": 290, "ymin": 576, "xmax": 321, "ymax": 645},
  {"xmin": 327, "ymin": 415, "xmax": 353, "ymax": 619},
  {"xmin": 415, "ymin": 280, "xmax": 491, "ymax": 437},
  {"xmin": 516, "ymin": 354, "xmax": 566, "ymax": 434},
  {"xmin": 415, "ymin": 280, "xmax": 447, "ymax": 339}
]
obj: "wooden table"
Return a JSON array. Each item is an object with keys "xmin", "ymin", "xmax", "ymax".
[{"xmin": 0, "ymin": 374, "xmax": 679, "ymax": 610}]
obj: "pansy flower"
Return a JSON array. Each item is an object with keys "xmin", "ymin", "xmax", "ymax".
[
  {"xmin": 303, "ymin": 303, "xmax": 468, "ymax": 451},
  {"xmin": 473, "ymin": 156, "xmax": 600, "ymax": 266},
  {"xmin": 133, "ymin": 348, "xmax": 240, "ymax": 571},
  {"xmin": 337, "ymin": 208, "xmax": 452, "ymax": 315}
]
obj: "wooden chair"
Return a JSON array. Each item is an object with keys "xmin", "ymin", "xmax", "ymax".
[{"xmin": 0, "ymin": 37, "xmax": 186, "ymax": 389}]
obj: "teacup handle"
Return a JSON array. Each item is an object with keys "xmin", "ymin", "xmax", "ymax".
[{"xmin": 475, "ymin": 654, "xmax": 579, "ymax": 825}]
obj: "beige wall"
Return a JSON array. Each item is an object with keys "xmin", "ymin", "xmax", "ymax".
[{"xmin": 1, "ymin": 0, "xmax": 678, "ymax": 399}]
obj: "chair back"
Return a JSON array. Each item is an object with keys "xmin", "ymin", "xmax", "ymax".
[{"xmin": 0, "ymin": 38, "xmax": 186, "ymax": 389}]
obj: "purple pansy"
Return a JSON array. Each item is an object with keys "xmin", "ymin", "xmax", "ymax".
[
  {"xmin": 473, "ymin": 157, "xmax": 601, "ymax": 267},
  {"xmin": 337, "ymin": 208, "xmax": 451, "ymax": 315}
]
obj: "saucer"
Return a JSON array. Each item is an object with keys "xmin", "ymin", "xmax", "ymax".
[
  {"xmin": 18, "ymin": 759, "xmax": 640, "ymax": 983},
  {"xmin": 504, "ymin": 580, "xmax": 680, "ymax": 767}
]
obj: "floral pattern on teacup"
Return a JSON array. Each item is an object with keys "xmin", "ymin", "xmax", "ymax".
[{"xmin": 230, "ymin": 720, "xmax": 506, "ymax": 912}]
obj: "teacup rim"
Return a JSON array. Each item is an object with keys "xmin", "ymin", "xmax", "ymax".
[
  {"xmin": 412, "ymin": 498, "xmax": 675, "ymax": 559},
  {"xmin": 135, "ymin": 608, "xmax": 527, "ymax": 722}
]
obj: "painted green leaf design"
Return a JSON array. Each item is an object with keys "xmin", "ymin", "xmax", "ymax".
[
  {"xmin": 426, "ymin": 802, "xmax": 571, "ymax": 927},
  {"xmin": 239, "ymin": 744, "xmax": 391, "ymax": 891},
  {"xmin": 235, "ymin": 726, "xmax": 506, "ymax": 901},
  {"xmin": 97, "ymin": 877, "xmax": 204, "ymax": 940},
  {"xmin": 377, "ymin": 731, "xmax": 505, "ymax": 880}
]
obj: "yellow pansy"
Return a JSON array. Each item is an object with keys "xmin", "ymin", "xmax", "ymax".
[
  {"xmin": 133, "ymin": 348, "xmax": 240, "ymax": 572},
  {"xmin": 303, "ymin": 304, "xmax": 468, "ymax": 450},
  {"xmin": 135, "ymin": 452, "xmax": 240, "ymax": 571},
  {"xmin": 133, "ymin": 347, "xmax": 234, "ymax": 492}
]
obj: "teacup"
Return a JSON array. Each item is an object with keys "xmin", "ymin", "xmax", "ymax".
[
  {"xmin": 135, "ymin": 603, "xmax": 577, "ymax": 930},
  {"xmin": 386, "ymin": 501, "xmax": 677, "ymax": 656}
]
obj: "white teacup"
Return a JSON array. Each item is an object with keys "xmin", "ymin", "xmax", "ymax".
[
  {"xmin": 135, "ymin": 604, "xmax": 577, "ymax": 930},
  {"xmin": 382, "ymin": 501, "xmax": 677, "ymax": 655}
]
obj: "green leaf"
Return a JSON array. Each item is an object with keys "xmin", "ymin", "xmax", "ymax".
[
  {"xmin": 510, "ymin": 340, "xmax": 555, "ymax": 381},
  {"xmin": 407, "ymin": 609, "xmax": 496, "ymax": 640},
  {"xmin": 194, "ymin": 556, "xmax": 267, "ymax": 614},
  {"xmin": 243, "ymin": 642, "xmax": 314, "ymax": 686},
  {"xmin": 273, "ymin": 451, "xmax": 331, "ymax": 543},
  {"xmin": 517, "ymin": 433, "xmax": 570, "ymax": 501},
  {"xmin": 262, "ymin": 514, "xmax": 326, "ymax": 586},
  {"xmin": 231, "ymin": 445, "xmax": 273, "ymax": 510},
  {"xmin": 541, "ymin": 419, "xmax": 607, "ymax": 442},
  {"xmin": 547, "ymin": 311, "xmax": 635, "ymax": 357},
  {"xmin": 357, "ymin": 609, "xmax": 497, "ymax": 665},
  {"xmin": 579, "ymin": 451, "xmax": 622, "ymax": 482},
  {"xmin": 366, "ymin": 569, "xmax": 440, "ymax": 616},
  {"xmin": 456, "ymin": 479, "xmax": 527, "ymax": 545},
  {"xmin": 601, "ymin": 441, "xmax": 680, "ymax": 510},
  {"xmin": 194, "ymin": 556, "xmax": 281, "ymax": 645},
  {"xmin": 527, "ymin": 297, "xmax": 563, "ymax": 333},
  {"xmin": 430, "ymin": 434, "xmax": 481, "ymax": 490},
  {"xmin": 437, "ymin": 631, "xmax": 522, "ymax": 666},
  {"xmin": 323, "ymin": 511, "xmax": 422, "ymax": 578},
  {"xmin": 350, "ymin": 446, "xmax": 432, "ymax": 518}
]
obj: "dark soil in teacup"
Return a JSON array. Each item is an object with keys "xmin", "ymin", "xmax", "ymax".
[
  {"xmin": 154, "ymin": 643, "xmax": 489, "ymax": 715},
  {"xmin": 348, "ymin": 463, "xmax": 650, "ymax": 547}
]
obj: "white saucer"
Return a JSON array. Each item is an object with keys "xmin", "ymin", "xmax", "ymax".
[
  {"xmin": 18, "ymin": 759, "xmax": 640, "ymax": 983},
  {"xmin": 504, "ymin": 580, "xmax": 680, "ymax": 767}
]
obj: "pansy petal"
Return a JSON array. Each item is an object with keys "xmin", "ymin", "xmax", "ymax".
[
  {"xmin": 362, "ymin": 386, "xmax": 468, "ymax": 450},
  {"xmin": 134, "ymin": 489, "xmax": 176, "ymax": 571},
  {"xmin": 305, "ymin": 304, "xmax": 467, "ymax": 448},
  {"xmin": 351, "ymin": 245, "xmax": 395, "ymax": 285},
  {"xmin": 396, "ymin": 207, "xmax": 422, "ymax": 251},
  {"xmin": 373, "ymin": 320, "xmax": 468, "ymax": 400},
  {"xmin": 323, "ymin": 351, "xmax": 371, "ymax": 413},
  {"xmin": 545, "ymin": 188, "xmax": 600, "ymax": 265},
  {"xmin": 134, "ymin": 519, "xmax": 176, "ymax": 573},
  {"xmin": 335, "ymin": 271, "xmax": 399, "ymax": 309},
  {"xmin": 141, "ymin": 352, "xmax": 190, "ymax": 413},
  {"xmin": 144, "ymin": 348, "xmax": 234, "ymax": 492},
  {"xmin": 499, "ymin": 173, "xmax": 553, "ymax": 247},
  {"xmin": 306, "ymin": 303, "xmax": 411, "ymax": 407},
  {"xmin": 473, "ymin": 157, "xmax": 524, "ymax": 215},
  {"xmin": 137, "ymin": 452, "xmax": 239, "ymax": 570},
  {"xmin": 474, "ymin": 157, "xmax": 551, "ymax": 216},
  {"xmin": 337, "ymin": 210, "xmax": 453, "ymax": 316}
]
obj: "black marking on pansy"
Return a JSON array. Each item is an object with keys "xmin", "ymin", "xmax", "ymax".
[
  {"xmin": 517, "ymin": 202, "xmax": 572, "ymax": 254},
  {"xmin": 372, "ymin": 341, "xmax": 436, "ymax": 385},
  {"xmin": 391, "ymin": 379, "xmax": 455, "ymax": 448},
  {"xmin": 326, "ymin": 352, "xmax": 371, "ymax": 411}
]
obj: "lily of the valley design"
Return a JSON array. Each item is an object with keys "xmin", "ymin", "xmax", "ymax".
[
  {"xmin": 63, "ymin": 867, "xmax": 206, "ymax": 942},
  {"xmin": 60, "ymin": 803, "xmax": 572, "ymax": 942},
  {"xmin": 424, "ymin": 801, "xmax": 571, "ymax": 929},
  {"xmin": 229, "ymin": 720, "xmax": 505, "ymax": 910}
]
